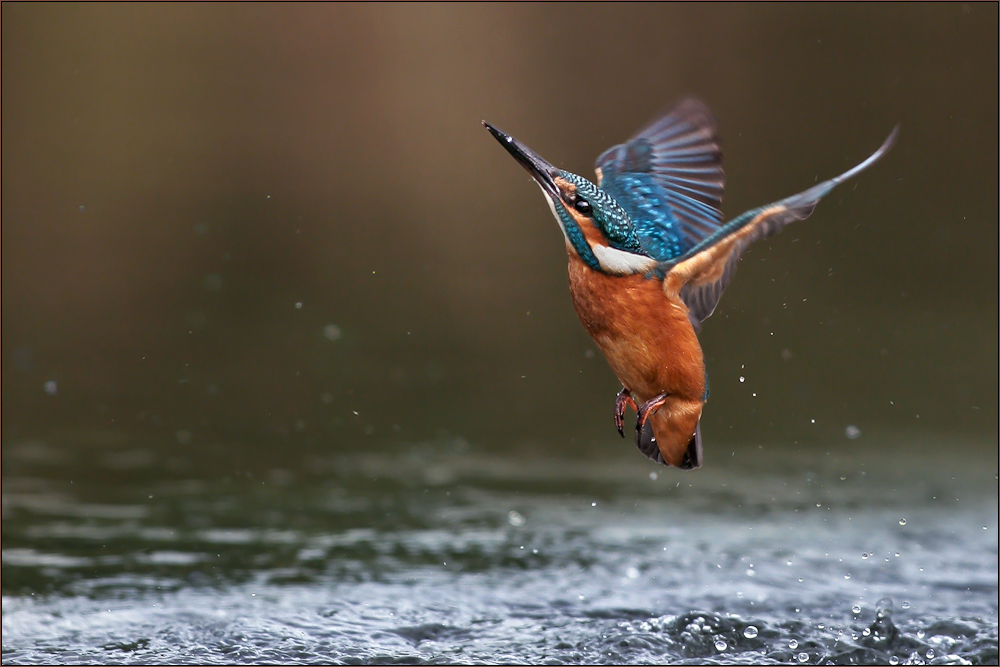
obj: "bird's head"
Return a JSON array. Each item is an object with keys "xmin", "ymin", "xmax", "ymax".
[{"xmin": 484, "ymin": 121, "xmax": 657, "ymax": 275}]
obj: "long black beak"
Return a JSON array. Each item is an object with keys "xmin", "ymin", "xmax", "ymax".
[{"xmin": 483, "ymin": 121, "xmax": 560, "ymax": 200}]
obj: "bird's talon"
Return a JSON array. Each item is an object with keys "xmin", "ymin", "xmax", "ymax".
[
  {"xmin": 614, "ymin": 387, "xmax": 636, "ymax": 438},
  {"xmin": 634, "ymin": 392, "xmax": 671, "ymax": 440}
]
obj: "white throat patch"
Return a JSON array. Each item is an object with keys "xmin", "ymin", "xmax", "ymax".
[{"xmin": 592, "ymin": 243, "xmax": 658, "ymax": 275}]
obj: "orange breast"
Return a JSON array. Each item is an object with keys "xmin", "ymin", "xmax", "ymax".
[
  {"xmin": 567, "ymin": 253, "xmax": 705, "ymax": 401},
  {"xmin": 566, "ymin": 251, "xmax": 707, "ymax": 466}
]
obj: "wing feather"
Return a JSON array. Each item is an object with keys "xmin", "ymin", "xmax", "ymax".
[
  {"xmin": 596, "ymin": 98, "xmax": 725, "ymax": 262},
  {"xmin": 665, "ymin": 126, "xmax": 899, "ymax": 326}
]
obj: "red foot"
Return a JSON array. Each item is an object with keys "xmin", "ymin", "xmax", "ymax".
[
  {"xmin": 635, "ymin": 392, "xmax": 670, "ymax": 440},
  {"xmin": 614, "ymin": 387, "xmax": 637, "ymax": 438}
]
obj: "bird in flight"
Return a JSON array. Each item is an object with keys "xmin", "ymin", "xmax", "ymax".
[{"xmin": 484, "ymin": 99, "xmax": 896, "ymax": 469}]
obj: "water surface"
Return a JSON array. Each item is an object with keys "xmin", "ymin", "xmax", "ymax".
[{"xmin": 3, "ymin": 435, "xmax": 996, "ymax": 664}]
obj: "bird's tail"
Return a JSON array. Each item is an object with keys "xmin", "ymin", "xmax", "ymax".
[{"xmin": 638, "ymin": 410, "xmax": 703, "ymax": 470}]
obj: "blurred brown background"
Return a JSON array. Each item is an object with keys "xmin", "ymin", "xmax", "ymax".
[{"xmin": 3, "ymin": 4, "xmax": 997, "ymax": 466}]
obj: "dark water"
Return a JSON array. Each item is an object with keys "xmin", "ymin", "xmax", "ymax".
[{"xmin": 3, "ymin": 436, "xmax": 996, "ymax": 665}]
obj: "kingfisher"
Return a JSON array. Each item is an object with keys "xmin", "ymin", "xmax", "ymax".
[{"xmin": 484, "ymin": 98, "xmax": 897, "ymax": 470}]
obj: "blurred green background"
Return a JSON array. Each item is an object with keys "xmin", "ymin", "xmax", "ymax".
[{"xmin": 3, "ymin": 4, "xmax": 997, "ymax": 473}]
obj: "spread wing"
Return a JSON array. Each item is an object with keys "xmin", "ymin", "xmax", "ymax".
[
  {"xmin": 595, "ymin": 98, "xmax": 725, "ymax": 263},
  {"xmin": 664, "ymin": 126, "xmax": 899, "ymax": 328}
]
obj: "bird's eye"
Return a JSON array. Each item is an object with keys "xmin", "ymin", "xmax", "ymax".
[{"xmin": 574, "ymin": 198, "xmax": 592, "ymax": 215}]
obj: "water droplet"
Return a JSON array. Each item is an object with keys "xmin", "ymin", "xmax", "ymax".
[
  {"xmin": 797, "ymin": 652, "xmax": 810, "ymax": 663},
  {"xmin": 295, "ymin": 302, "xmax": 303, "ymax": 309},
  {"xmin": 917, "ymin": 630, "xmax": 925, "ymax": 639},
  {"xmin": 591, "ymin": 502, "xmax": 597, "ymax": 507},
  {"xmin": 789, "ymin": 639, "xmax": 798, "ymax": 649},
  {"xmin": 844, "ymin": 573, "xmax": 851, "ymax": 579},
  {"xmin": 862, "ymin": 628, "xmax": 872, "ymax": 637},
  {"xmin": 626, "ymin": 567, "xmax": 639, "ymax": 580},
  {"xmin": 739, "ymin": 376, "xmax": 745, "ymax": 383},
  {"xmin": 745, "ymin": 568, "xmax": 756, "ymax": 577},
  {"xmin": 649, "ymin": 471, "xmax": 658, "ymax": 480},
  {"xmin": 888, "ymin": 656, "xmax": 900, "ymax": 665},
  {"xmin": 861, "ymin": 552, "xmax": 870, "ymax": 560},
  {"xmin": 876, "ymin": 597, "xmax": 894, "ymax": 618},
  {"xmin": 715, "ymin": 640, "xmax": 727, "ymax": 651},
  {"xmin": 901, "ymin": 601, "xmax": 911, "ymax": 610},
  {"xmin": 899, "ymin": 518, "xmax": 907, "ymax": 526},
  {"xmin": 507, "ymin": 510, "xmax": 525, "ymax": 526},
  {"xmin": 323, "ymin": 324, "xmax": 342, "ymax": 341},
  {"xmin": 926, "ymin": 649, "xmax": 935, "ymax": 659},
  {"xmin": 743, "ymin": 625, "xmax": 758, "ymax": 638},
  {"xmin": 852, "ymin": 605, "xmax": 861, "ymax": 614}
]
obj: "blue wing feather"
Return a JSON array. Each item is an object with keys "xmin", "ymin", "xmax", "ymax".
[{"xmin": 596, "ymin": 98, "xmax": 725, "ymax": 262}]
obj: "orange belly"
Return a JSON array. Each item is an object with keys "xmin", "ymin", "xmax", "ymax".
[{"xmin": 566, "ymin": 253, "xmax": 706, "ymax": 466}]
